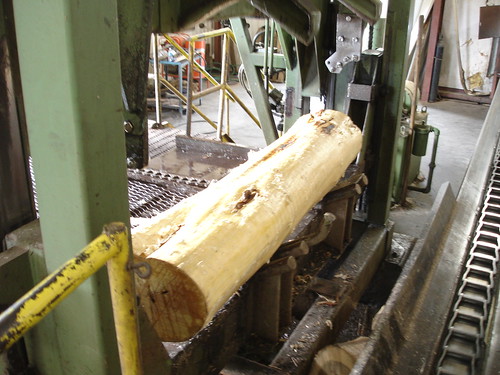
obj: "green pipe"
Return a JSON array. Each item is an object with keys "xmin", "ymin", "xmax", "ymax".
[{"xmin": 409, "ymin": 126, "xmax": 440, "ymax": 193}]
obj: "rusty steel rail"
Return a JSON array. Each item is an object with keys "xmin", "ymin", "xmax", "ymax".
[{"xmin": 0, "ymin": 222, "xmax": 142, "ymax": 375}]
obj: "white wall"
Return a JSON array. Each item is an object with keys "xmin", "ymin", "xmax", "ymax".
[{"xmin": 439, "ymin": 0, "xmax": 499, "ymax": 93}]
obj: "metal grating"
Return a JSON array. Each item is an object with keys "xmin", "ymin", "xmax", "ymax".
[
  {"xmin": 128, "ymin": 179, "xmax": 192, "ymax": 218},
  {"xmin": 149, "ymin": 127, "xmax": 216, "ymax": 159},
  {"xmin": 149, "ymin": 128, "xmax": 183, "ymax": 159},
  {"xmin": 437, "ymin": 144, "xmax": 500, "ymax": 375},
  {"xmin": 31, "ymin": 151, "xmax": 206, "ymax": 221}
]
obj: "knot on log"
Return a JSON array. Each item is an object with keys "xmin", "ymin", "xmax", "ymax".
[{"xmin": 233, "ymin": 187, "xmax": 259, "ymax": 212}]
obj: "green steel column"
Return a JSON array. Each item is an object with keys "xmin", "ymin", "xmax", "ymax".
[
  {"xmin": 230, "ymin": 17, "xmax": 279, "ymax": 145},
  {"xmin": 276, "ymin": 25, "xmax": 303, "ymax": 132},
  {"xmin": 367, "ymin": 0, "xmax": 414, "ymax": 225},
  {"xmin": 13, "ymin": 1, "xmax": 129, "ymax": 374},
  {"xmin": 118, "ymin": 0, "xmax": 154, "ymax": 168}
]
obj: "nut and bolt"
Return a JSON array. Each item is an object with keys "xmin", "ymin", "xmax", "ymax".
[
  {"xmin": 124, "ymin": 121, "xmax": 134, "ymax": 133},
  {"xmin": 352, "ymin": 55, "xmax": 359, "ymax": 62},
  {"xmin": 343, "ymin": 56, "xmax": 351, "ymax": 63},
  {"xmin": 336, "ymin": 62, "xmax": 343, "ymax": 68}
]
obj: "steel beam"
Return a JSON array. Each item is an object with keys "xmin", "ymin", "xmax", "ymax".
[
  {"xmin": 249, "ymin": 53, "xmax": 287, "ymax": 70},
  {"xmin": 243, "ymin": 0, "xmax": 320, "ymax": 46},
  {"xmin": 352, "ymin": 182, "xmax": 456, "ymax": 375},
  {"xmin": 230, "ymin": 18, "xmax": 279, "ymax": 145},
  {"xmin": 118, "ymin": 0, "xmax": 153, "ymax": 168},
  {"xmin": 12, "ymin": 1, "xmax": 130, "ymax": 373},
  {"xmin": 0, "ymin": 0, "xmax": 35, "ymax": 251},
  {"xmin": 367, "ymin": 0, "xmax": 415, "ymax": 225},
  {"xmin": 338, "ymin": 0, "xmax": 382, "ymax": 25},
  {"xmin": 420, "ymin": 0, "xmax": 446, "ymax": 102},
  {"xmin": 271, "ymin": 223, "xmax": 393, "ymax": 374},
  {"xmin": 275, "ymin": 24, "xmax": 304, "ymax": 132}
]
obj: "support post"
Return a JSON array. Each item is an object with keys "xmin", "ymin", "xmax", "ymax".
[
  {"xmin": 186, "ymin": 40, "xmax": 194, "ymax": 137},
  {"xmin": 421, "ymin": 0, "xmax": 446, "ymax": 102},
  {"xmin": 230, "ymin": 17, "xmax": 279, "ymax": 145},
  {"xmin": 12, "ymin": 1, "xmax": 130, "ymax": 373},
  {"xmin": 117, "ymin": 0, "xmax": 153, "ymax": 168},
  {"xmin": 367, "ymin": 0, "xmax": 415, "ymax": 225},
  {"xmin": 152, "ymin": 33, "xmax": 162, "ymax": 128},
  {"xmin": 217, "ymin": 34, "xmax": 229, "ymax": 140}
]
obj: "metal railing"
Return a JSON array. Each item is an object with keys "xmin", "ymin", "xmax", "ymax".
[
  {"xmin": 158, "ymin": 29, "xmax": 261, "ymax": 141},
  {"xmin": 0, "ymin": 222, "xmax": 142, "ymax": 375}
]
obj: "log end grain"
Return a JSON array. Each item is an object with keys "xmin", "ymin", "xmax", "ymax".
[{"xmin": 137, "ymin": 259, "xmax": 208, "ymax": 342}]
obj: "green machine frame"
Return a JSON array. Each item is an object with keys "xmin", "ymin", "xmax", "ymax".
[{"xmin": 0, "ymin": 0, "xmax": 420, "ymax": 373}]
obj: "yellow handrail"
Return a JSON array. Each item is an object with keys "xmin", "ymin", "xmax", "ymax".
[{"xmin": 0, "ymin": 222, "xmax": 142, "ymax": 375}]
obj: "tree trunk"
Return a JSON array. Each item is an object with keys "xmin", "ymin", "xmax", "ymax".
[
  {"xmin": 309, "ymin": 337, "xmax": 369, "ymax": 375},
  {"xmin": 132, "ymin": 109, "xmax": 362, "ymax": 341}
]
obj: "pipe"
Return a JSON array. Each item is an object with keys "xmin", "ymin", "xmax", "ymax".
[
  {"xmin": 105, "ymin": 224, "xmax": 143, "ymax": 375},
  {"xmin": 409, "ymin": 126, "xmax": 440, "ymax": 193},
  {"xmin": 152, "ymin": 33, "xmax": 162, "ymax": 127},
  {"xmin": 487, "ymin": 37, "xmax": 499, "ymax": 78},
  {"xmin": 263, "ymin": 18, "xmax": 270, "ymax": 92},
  {"xmin": 400, "ymin": 15, "xmax": 424, "ymax": 204},
  {"xmin": 217, "ymin": 34, "xmax": 228, "ymax": 140},
  {"xmin": 269, "ymin": 20, "xmax": 275, "ymax": 83},
  {"xmin": 429, "ymin": 40, "xmax": 444, "ymax": 102},
  {"xmin": 186, "ymin": 41, "xmax": 195, "ymax": 137}
]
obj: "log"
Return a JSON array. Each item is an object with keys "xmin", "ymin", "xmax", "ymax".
[
  {"xmin": 132, "ymin": 109, "xmax": 362, "ymax": 341},
  {"xmin": 309, "ymin": 337, "xmax": 369, "ymax": 375}
]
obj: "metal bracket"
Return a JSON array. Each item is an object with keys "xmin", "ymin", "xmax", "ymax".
[
  {"xmin": 325, "ymin": 14, "xmax": 363, "ymax": 74},
  {"xmin": 275, "ymin": 212, "xmax": 336, "ymax": 257},
  {"xmin": 347, "ymin": 83, "xmax": 378, "ymax": 101}
]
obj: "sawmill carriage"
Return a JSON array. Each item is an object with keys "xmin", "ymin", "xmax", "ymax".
[{"xmin": 1, "ymin": 0, "xmax": 499, "ymax": 374}]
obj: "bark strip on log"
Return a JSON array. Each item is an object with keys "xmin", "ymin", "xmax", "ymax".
[{"xmin": 132, "ymin": 109, "xmax": 362, "ymax": 341}]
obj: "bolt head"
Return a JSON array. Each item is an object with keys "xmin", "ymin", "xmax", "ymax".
[
  {"xmin": 124, "ymin": 121, "xmax": 134, "ymax": 133},
  {"xmin": 337, "ymin": 36, "xmax": 345, "ymax": 42},
  {"xmin": 346, "ymin": 16, "xmax": 352, "ymax": 22},
  {"xmin": 336, "ymin": 62, "xmax": 343, "ymax": 68},
  {"xmin": 352, "ymin": 55, "xmax": 359, "ymax": 62},
  {"xmin": 352, "ymin": 37, "xmax": 359, "ymax": 43},
  {"xmin": 343, "ymin": 56, "xmax": 351, "ymax": 62}
]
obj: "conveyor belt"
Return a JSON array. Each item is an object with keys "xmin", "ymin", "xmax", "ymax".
[{"xmin": 437, "ymin": 144, "xmax": 500, "ymax": 375}]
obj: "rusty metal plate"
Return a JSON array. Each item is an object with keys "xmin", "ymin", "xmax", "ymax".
[{"xmin": 479, "ymin": 6, "xmax": 500, "ymax": 39}]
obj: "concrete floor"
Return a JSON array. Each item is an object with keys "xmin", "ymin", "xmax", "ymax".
[
  {"xmin": 149, "ymin": 81, "xmax": 270, "ymax": 149},
  {"xmin": 148, "ymin": 81, "xmax": 491, "ymax": 239}
]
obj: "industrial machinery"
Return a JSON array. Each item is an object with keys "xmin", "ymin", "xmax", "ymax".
[{"xmin": 0, "ymin": 0, "xmax": 499, "ymax": 374}]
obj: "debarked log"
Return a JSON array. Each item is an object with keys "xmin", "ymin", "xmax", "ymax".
[{"xmin": 132, "ymin": 109, "xmax": 362, "ymax": 342}]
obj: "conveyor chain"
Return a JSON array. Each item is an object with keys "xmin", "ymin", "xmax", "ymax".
[
  {"xmin": 437, "ymin": 147, "xmax": 500, "ymax": 374},
  {"xmin": 128, "ymin": 169, "xmax": 212, "ymax": 219},
  {"xmin": 129, "ymin": 168, "xmax": 213, "ymax": 189}
]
